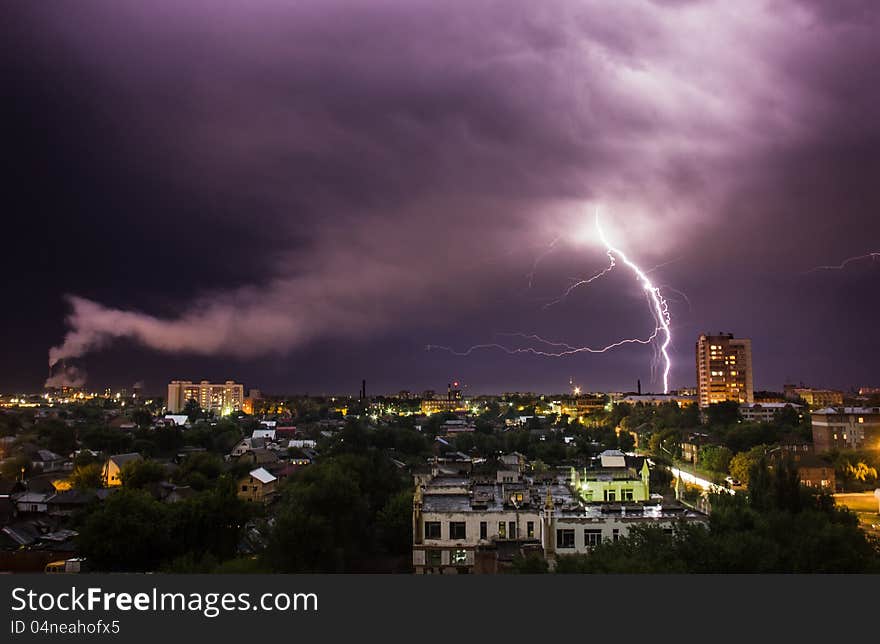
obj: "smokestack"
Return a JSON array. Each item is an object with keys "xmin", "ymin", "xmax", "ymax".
[
  {"xmin": 361, "ymin": 379, "xmax": 366, "ymax": 400},
  {"xmin": 637, "ymin": 379, "xmax": 642, "ymax": 395}
]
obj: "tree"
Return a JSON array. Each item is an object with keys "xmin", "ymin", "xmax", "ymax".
[
  {"xmin": 0, "ymin": 455, "xmax": 30, "ymax": 480},
  {"xmin": 169, "ymin": 485, "xmax": 253, "ymax": 562},
  {"xmin": 510, "ymin": 553, "xmax": 549, "ymax": 573},
  {"xmin": 130, "ymin": 408, "xmax": 153, "ymax": 429},
  {"xmin": 706, "ymin": 401, "xmax": 741, "ymax": 427},
  {"xmin": 120, "ymin": 459, "xmax": 167, "ymax": 489},
  {"xmin": 36, "ymin": 420, "xmax": 76, "ymax": 456},
  {"xmin": 76, "ymin": 489, "xmax": 173, "ymax": 571},
  {"xmin": 729, "ymin": 445, "xmax": 767, "ymax": 485},
  {"xmin": 699, "ymin": 445, "xmax": 732, "ymax": 474},
  {"xmin": 70, "ymin": 463, "xmax": 103, "ymax": 490},
  {"xmin": 376, "ymin": 490, "xmax": 413, "ymax": 555},
  {"xmin": 183, "ymin": 398, "xmax": 202, "ymax": 423},
  {"xmin": 265, "ymin": 452, "xmax": 407, "ymax": 572}
]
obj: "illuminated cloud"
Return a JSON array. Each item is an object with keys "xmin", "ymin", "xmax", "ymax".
[{"xmin": 19, "ymin": 0, "xmax": 879, "ymax": 389}]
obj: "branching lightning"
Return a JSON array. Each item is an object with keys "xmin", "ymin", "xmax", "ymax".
[
  {"xmin": 595, "ymin": 211, "xmax": 672, "ymax": 393},
  {"xmin": 428, "ymin": 209, "xmax": 675, "ymax": 393},
  {"xmin": 542, "ymin": 252, "xmax": 616, "ymax": 309},
  {"xmin": 804, "ymin": 252, "xmax": 880, "ymax": 273}
]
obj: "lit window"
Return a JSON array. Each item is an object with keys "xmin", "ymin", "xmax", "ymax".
[{"xmin": 451, "ymin": 549, "xmax": 468, "ymax": 565}]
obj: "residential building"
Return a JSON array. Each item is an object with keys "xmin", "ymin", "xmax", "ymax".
[
  {"xmin": 811, "ymin": 407, "xmax": 880, "ymax": 451},
  {"xmin": 550, "ymin": 395, "xmax": 607, "ymax": 419},
  {"xmin": 102, "ymin": 453, "xmax": 143, "ymax": 487},
  {"xmin": 739, "ymin": 402, "xmax": 802, "ymax": 423},
  {"xmin": 30, "ymin": 450, "xmax": 67, "ymax": 474},
  {"xmin": 412, "ymin": 451, "xmax": 706, "ymax": 574},
  {"xmin": 238, "ymin": 467, "xmax": 278, "ymax": 504},
  {"xmin": 695, "ymin": 333, "xmax": 754, "ymax": 408},
  {"xmin": 166, "ymin": 380, "xmax": 244, "ymax": 414},
  {"xmin": 619, "ymin": 394, "xmax": 696, "ymax": 407},
  {"xmin": 784, "ymin": 385, "xmax": 844, "ymax": 408}
]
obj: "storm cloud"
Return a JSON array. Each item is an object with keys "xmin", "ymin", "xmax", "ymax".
[{"xmin": 6, "ymin": 0, "xmax": 879, "ymax": 392}]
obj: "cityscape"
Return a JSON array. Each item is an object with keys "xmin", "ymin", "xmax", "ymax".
[
  {"xmin": 5, "ymin": 0, "xmax": 880, "ymax": 577},
  {"xmin": 2, "ymin": 331, "xmax": 879, "ymax": 573}
]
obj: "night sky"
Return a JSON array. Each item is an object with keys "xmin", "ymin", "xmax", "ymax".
[{"xmin": 4, "ymin": 1, "xmax": 880, "ymax": 397}]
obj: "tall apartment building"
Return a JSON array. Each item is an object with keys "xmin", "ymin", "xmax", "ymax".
[
  {"xmin": 166, "ymin": 380, "xmax": 244, "ymax": 414},
  {"xmin": 695, "ymin": 333, "xmax": 754, "ymax": 408}
]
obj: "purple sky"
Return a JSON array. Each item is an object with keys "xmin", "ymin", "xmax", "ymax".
[{"xmin": 5, "ymin": 0, "xmax": 880, "ymax": 396}]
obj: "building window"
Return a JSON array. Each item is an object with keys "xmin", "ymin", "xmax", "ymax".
[
  {"xmin": 479, "ymin": 521, "xmax": 487, "ymax": 540},
  {"xmin": 498, "ymin": 522, "xmax": 506, "ymax": 539},
  {"xmin": 509, "ymin": 521, "xmax": 517, "ymax": 539},
  {"xmin": 425, "ymin": 522, "xmax": 441, "ymax": 539},
  {"xmin": 449, "ymin": 522, "xmax": 466, "ymax": 540},
  {"xmin": 241, "ymin": 485, "xmax": 248, "ymax": 492},
  {"xmin": 622, "ymin": 489, "xmax": 634, "ymax": 501},
  {"xmin": 605, "ymin": 490, "xmax": 616, "ymax": 502},
  {"xmin": 585, "ymin": 529, "xmax": 602, "ymax": 548},
  {"xmin": 527, "ymin": 521, "xmax": 535, "ymax": 539},
  {"xmin": 427, "ymin": 550, "xmax": 442, "ymax": 566},
  {"xmin": 612, "ymin": 529, "xmax": 620, "ymax": 542},
  {"xmin": 451, "ymin": 549, "xmax": 468, "ymax": 565},
  {"xmin": 556, "ymin": 529, "xmax": 575, "ymax": 549}
]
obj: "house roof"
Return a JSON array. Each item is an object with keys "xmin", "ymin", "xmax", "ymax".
[
  {"xmin": 2, "ymin": 523, "xmax": 40, "ymax": 546},
  {"xmin": 35, "ymin": 449, "xmax": 64, "ymax": 462},
  {"xmin": 250, "ymin": 448, "xmax": 278, "ymax": 464},
  {"xmin": 109, "ymin": 453, "xmax": 143, "ymax": 467},
  {"xmin": 13, "ymin": 492, "xmax": 51, "ymax": 504},
  {"xmin": 599, "ymin": 450, "xmax": 627, "ymax": 468},
  {"xmin": 249, "ymin": 467, "xmax": 277, "ymax": 484},
  {"xmin": 47, "ymin": 489, "xmax": 96, "ymax": 505}
]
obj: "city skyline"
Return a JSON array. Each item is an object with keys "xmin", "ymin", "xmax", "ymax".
[{"xmin": 6, "ymin": 1, "xmax": 880, "ymax": 395}]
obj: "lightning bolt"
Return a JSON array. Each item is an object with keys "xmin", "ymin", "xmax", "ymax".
[
  {"xmin": 525, "ymin": 235, "xmax": 561, "ymax": 289},
  {"xmin": 804, "ymin": 252, "xmax": 880, "ymax": 273},
  {"xmin": 595, "ymin": 210, "xmax": 672, "ymax": 393},
  {"xmin": 542, "ymin": 252, "xmax": 616, "ymax": 309},
  {"xmin": 428, "ymin": 208, "xmax": 674, "ymax": 394}
]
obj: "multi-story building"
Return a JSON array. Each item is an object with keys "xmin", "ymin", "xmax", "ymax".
[
  {"xmin": 412, "ymin": 451, "xmax": 706, "ymax": 574},
  {"xmin": 619, "ymin": 394, "xmax": 696, "ymax": 407},
  {"xmin": 739, "ymin": 402, "xmax": 802, "ymax": 423},
  {"xmin": 166, "ymin": 380, "xmax": 244, "ymax": 414},
  {"xmin": 811, "ymin": 406, "xmax": 880, "ymax": 451},
  {"xmin": 695, "ymin": 333, "xmax": 754, "ymax": 408},
  {"xmin": 420, "ymin": 382, "xmax": 468, "ymax": 415},
  {"xmin": 549, "ymin": 394, "xmax": 607, "ymax": 420},
  {"xmin": 784, "ymin": 385, "xmax": 844, "ymax": 408}
]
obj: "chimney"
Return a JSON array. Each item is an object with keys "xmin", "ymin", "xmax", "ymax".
[{"xmin": 637, "ymin": 379, "xmax": 642, "ymax": 395}]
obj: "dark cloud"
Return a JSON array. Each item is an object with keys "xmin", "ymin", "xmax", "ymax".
[{"xmin": 4, "ymin": 0, "xmax": 880, "ymax": 394}]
